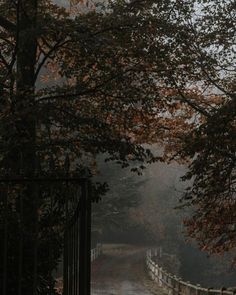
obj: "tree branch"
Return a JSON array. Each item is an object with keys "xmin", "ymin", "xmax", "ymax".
[
  {"xmin": 0, "ymin": 16, "xmax": 16, "ymax": 32},
  {"xmin": 34, "ymin": 39, "xmax": 68, "ymax": 82},
  {"xmin": 36, "ymin": 69, "xmax": 133, "ymax": 103},
  {"xmin": 171, "ymin": 79, "xmax": 211, "ymax": 117}
]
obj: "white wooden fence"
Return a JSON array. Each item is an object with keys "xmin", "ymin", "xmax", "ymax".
[
  {"xmin": 91, "ymin": 243, "xmax": 102, "ymax": 262},
  {"xmin": 146, "ymin": 248, "xmax": 236, "ymax": 295}
]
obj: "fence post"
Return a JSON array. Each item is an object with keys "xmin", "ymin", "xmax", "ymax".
[
  {"xmin": 170, "ymin": 276, "xmax": 174, "ymax": 295},
  {"xmin": 186, "ymin": 282, "xmax": 191, "ymax": 295},
  {"xmin": 196, "ymin": 284, "xmax": 201, "ymax": 295},
  {"xmin": 152, "ymin": 261, "xmax": 155, "ymax": 280},
  {"xmin": 100, "ymin": 243, "xmax": 103, "ymax": 254},
  {"xmin": 155, "ymin": 248, "xmax": 158, "ymax": 257},
  {"xmin": 168, "ymin": 276, "xmax": 172, "ymax": 295},
  {"xmin": 221, "ymin": 287, "xmax": 226, "ymax": 295},
  {"xmin": 176, "ymin": 277, "xmax": 180, "ymax": 295},
  {"xmin": 173, "ymin": 276, "xmax": 178, "ymax": 295},
  {"xmin": 155, "ymin": 264, "xmax": 159, "ymax": 283},
  {"xmin": 207, "ymin": 287, "xmax": 213, "ymax": 295},
  {"xmin": 159, "ymin": 267, "xmax": 163, "ymax": 287}
]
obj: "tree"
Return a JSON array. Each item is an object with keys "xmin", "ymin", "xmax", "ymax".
[
  {"xmin": 92, "ymin": 158, "xmax": 149, "ymax": 244},
  {"xmin": 0, "ymin": 0, "xmax": 202, "ymax": 294},
  {"xmin": 172, "ymin": 1, "xmax": 236, "ymax": 257}
]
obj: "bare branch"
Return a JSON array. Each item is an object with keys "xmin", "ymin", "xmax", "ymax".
[{"xmin": 0, "ymin": 51, "xmax": 9, "ymax": 69}]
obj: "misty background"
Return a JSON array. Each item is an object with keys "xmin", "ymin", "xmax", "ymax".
[{"xmin": 92, "ymin": 150, "xmax": 236, "ymax": 288}]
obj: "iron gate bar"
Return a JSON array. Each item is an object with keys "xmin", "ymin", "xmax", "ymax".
[
  {"xmin": 0, "ymin": 177, "xmax": 89, "ymax": 182},
  {"xmin": 18, "ymin": 191, "xmax": 23, "ymax": 295},
  {"xmin": 3, "ymin": 189, "xmax": 8, "ymax": 295},
  {"xmin": 79, "ymin": 180, "xmax": 91, "ymax": 295}
]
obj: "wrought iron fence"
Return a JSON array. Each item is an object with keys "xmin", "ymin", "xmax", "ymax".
[
  {"xmin": 64, "ymin": 178, "xmax": 91, "ymax": 295},
  {"xmin": 0, "ymin": 158, "xmax": 92, "ymax": 295}
]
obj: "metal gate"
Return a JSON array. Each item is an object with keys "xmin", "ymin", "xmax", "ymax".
[
  {"xmin": 63, "ymin": 178, "xmax": 91, "ymax": 295},
  {"xmin": 0, "ymin": 158, "xmax": 91, "ymax": 295}
]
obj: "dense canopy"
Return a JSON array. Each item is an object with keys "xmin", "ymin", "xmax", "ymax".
[{"xmin": 0, "ymin": 0, "xmax": 235, "ymax": 293}]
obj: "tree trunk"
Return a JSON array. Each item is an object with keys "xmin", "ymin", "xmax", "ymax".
[{"xmin": 15, "ymin": 1, "xmax": 38, "ymax": 294}]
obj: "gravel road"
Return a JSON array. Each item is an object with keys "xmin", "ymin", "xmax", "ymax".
[{"xmin": 91, "ymin": 244, "xmax": 167, "ymax": 295}]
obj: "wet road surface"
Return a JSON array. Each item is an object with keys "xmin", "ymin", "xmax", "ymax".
[{"xmin": 91, "ymin": 244, "xmax": 167, "ymax": 295}]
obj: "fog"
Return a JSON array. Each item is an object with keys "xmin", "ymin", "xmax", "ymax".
[{"xmin": 92, "ymin": 155, "xmax": 236, "ymax": 288}]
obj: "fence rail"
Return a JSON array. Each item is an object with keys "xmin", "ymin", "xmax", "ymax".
[
  {"xmin": 91, "ymin": 243, "xmax": 103, "ymax": 262},
  {"xmin": 146, "ymin": 249, "xmax": 236, "ymax": 295}
]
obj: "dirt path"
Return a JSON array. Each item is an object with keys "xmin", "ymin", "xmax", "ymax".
[{"xmin": 91, "ymin": 244, "xmax": 167, "ymax": 295}]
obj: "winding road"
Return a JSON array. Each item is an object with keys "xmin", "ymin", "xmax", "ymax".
[{"xmin": 91, "ymin": 244, "xmax": 167, "ymax": 295}]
